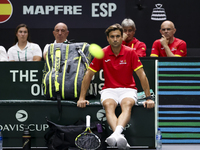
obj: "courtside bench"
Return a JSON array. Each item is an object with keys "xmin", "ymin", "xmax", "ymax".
[
  {"xmin": 0, "ymin": 99, "xmax": 156, "ymax": 149},
  {"xmin": 0, "ymin": 60, "xmax": 156, "ymax": 149}
]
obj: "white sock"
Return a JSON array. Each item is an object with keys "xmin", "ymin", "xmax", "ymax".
[{"xmin": 113, "ymin": 125, "xmax": 124, "ymax": 135}]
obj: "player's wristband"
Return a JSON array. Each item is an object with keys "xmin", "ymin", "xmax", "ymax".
[{"xmin": 145, "ymin": 96, "xmax": 154, "ymax": 100}]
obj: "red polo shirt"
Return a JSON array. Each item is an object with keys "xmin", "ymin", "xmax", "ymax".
[
  {"xmin": 89, "ymin": 45, "xmax": 143, "ymax": 90},
  {"xmin": 150, "ymin": 37, "xmax": 187, "ymax": 57},
  {"xmin": 122, "ymin": 37, "xmax": 146, "ymax": 57}
]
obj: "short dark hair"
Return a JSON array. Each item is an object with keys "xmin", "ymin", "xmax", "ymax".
[
  {"xmin": 105, "ymin": 23, "xmax": 123, "ymax": 37},
  {"xmin": 14, "ymin": 24, "xmax": 31, "ymax": 44}
]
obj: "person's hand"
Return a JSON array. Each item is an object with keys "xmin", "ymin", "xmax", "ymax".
[
  {"xmin": 123, "ymin": 32, "xmax": 128, "ymax": 41},
  {"xmin": 143, "ymin": 100, "xmax": 155, "ymax": 109},
  {"xmin": 160, "ymin": 35, "xmax": 169, "ymax": 47},
  {"xmin": 77, "ymin": 99, "xmax": 89, "ymax": 108}
]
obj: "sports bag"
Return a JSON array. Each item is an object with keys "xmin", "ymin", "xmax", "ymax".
[
  {"xmin": 43, "ymin": 42, "xmax": 93, "ymax": 100},
  {"xmin": 44, "ymin": 119, "xmax": 107, "ymax": 150}
]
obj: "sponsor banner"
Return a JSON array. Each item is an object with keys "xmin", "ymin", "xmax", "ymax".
[
  {"xmin": 0, "ymin": 62, "xmax": 44, "ymax": 100},
  {"xmin": 0, "ymin": 62, "xmax": 104, "ymax": 100},
  {"xmin": 0, "ymin": 60, "xmax": 155, "ymax": 100},
  {"xmin": 0, "ymin": 0, "xmax": 125, "ymax": 28}
]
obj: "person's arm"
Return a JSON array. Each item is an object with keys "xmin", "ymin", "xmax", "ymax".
[
  {"xmin": 43, "ymin": 51, "xmax": 47, "ymax": 60},
  {"xmin": 160, "ymin": 35, "xmax": 176, "ymax": 57},
  {"xmin": 135, "ymin": 42, "xmax": 146, "ymax": 57},
  {"xmin": 122, "ymin": 32, "xmax": 128, "ymax": 41},
  {"xmin": 33, "ymin": 56, "xmax": 42, "ymax": 61},
  {"xmin": 150, "ymin": 41, "xmax": 159, "ymax": 57},
  {"xmin": 43, "ymin": 44, "xmax": 49, "ymax": 60},
  {"xmin": 77, "ymin": 69, "xmax": 95, "ymax": 108},
  {"xmin": 135, "ymin": 67, "xmax": 155, "ymax": 108},
  {"xmin": 7, "ymin": 48, "xmax": 15, "ymax": 61},
  {"xmin": 174, "ymin": 41, "xmax": 187, "ymax": 57},
  {"xmin": 0, "ymin": 46, "xmax": 8, "ymax": 61},
  {"xmin": 32, "ymin": 44, "xmax": 42, "ymax": 61}
]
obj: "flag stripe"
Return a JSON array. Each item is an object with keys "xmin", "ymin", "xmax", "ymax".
[
  {"xmin": 0, "ymin": 15, "xmax": 10, "ymax": 22},
  {"xmin": 0, "ymin": 4, "xmax": 12, "ymax": 15},
  {"xmin": 0, "ymin": 0, "xmax": 10, "ymax": 4}
]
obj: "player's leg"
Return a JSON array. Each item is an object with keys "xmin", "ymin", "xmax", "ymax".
[
  {"xmin": 117, "ymin": 88, "xmax": 137, "ymax": 128},
  {"xmin": 103, "ymin": 98, "xmax": 118, "ymax": 131},
  {"xmin": 118, "ymin": 97, "xmax": 135, "ymax": 127},
  {"xmin": 104, "ymin": 98, "xmax": 135, "ymax": 149},
  {"xmin": 114, "ymin": 88, "xmax": 137, "ymax": 149},
  {"xmin": 101, "ymin": 88, "xmax": 119, "ymax": 147},
  {"xmin": 102, "ymin": 98, "xmax": 118, "ymax": 146}
]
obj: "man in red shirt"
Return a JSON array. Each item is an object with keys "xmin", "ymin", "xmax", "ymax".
[
  {"xmin": 121, "ymin": 18, "xmax": 146, "ymax": 57},
  {"xmin": 150, "ymin": 20, "xmax": 187, "ymax": 57},
  {"xmin": 77, "ymin": 24, "xmax": 154, "ymax": 149}
]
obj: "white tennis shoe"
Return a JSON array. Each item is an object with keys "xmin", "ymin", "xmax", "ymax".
[
  {"xmin": 115, "ymin": 134, "xmax": 128, "ymax": 150},
  {"xmin": 126, "ymin": 142, "xmax": 130, "ymax": 149},
  {"xmin": 105, "ymin": 133, "xmax": 129, "ymax": 149},
  {"xmin": 105, "ymin": 133, "xmax": 117, "ymax": 147}
]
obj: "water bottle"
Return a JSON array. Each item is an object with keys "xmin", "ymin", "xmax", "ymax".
[
  {"xmin": 0, "ymin": 129, "xmax": 2, "ymax": 150},
  {"xmin": 156, "ymin": 128, "xmax": 162, "ymax": 150},
  {"xmin": 22, "ymin": 125, "xmax": 31, "ymax": 150}
]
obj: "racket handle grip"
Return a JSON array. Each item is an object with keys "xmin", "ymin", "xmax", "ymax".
[{"xmin": 86, "ymin": 115, "xmax": 91, "ymax": 127}]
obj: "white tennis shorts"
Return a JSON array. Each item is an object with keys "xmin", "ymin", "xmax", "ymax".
[{"xmin": 100, "ymin": 88, "xmax": 138, "ymax": 105}]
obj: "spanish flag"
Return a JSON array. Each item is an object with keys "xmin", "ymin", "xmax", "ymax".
[{"xmin": 0, "ymin": 0, "xmax": 12, "ymax": 23}]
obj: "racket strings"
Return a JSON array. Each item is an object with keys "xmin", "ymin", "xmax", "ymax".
[{"xmin": 76, "ymin": 133, "xmax": 100, "ymax": 149}]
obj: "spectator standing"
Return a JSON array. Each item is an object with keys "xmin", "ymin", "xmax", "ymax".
[
  {"xmin": 7, "ymin": 24, "xmax": 42, "ymax": 61},
  {"xmin": 150, "ymin": 20, "xmax": 187, "ymax": 57},
  {"xmin": 121, "ymin": 18, "xmax": 146, "ymax": 57}
]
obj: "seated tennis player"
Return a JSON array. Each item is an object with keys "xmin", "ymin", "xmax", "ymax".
[{"xmin": 77, "ymin": 23, "xmax": 155, "ymax": 149}]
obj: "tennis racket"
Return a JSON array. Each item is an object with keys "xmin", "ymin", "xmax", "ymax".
[{"xmin": 75, "ymin": 115, "xmax": 101, "ymax": 150}]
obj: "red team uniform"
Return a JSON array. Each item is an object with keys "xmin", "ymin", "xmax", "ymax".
[
  {"xmin": 122, "ymin": 38, "xmax": 146, "ymax": 57},
  {"xmin": 150, "ymin": 37, "xmax": 187, "ymax": 57},
  {"xmin": 89, "ymin": 45, "xmax": 143, "ymax": 90}
]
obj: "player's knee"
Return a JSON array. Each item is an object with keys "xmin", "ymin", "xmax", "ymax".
[
  {"xmin": 103, "ymin": 99, "xmax": 116, "ymax": 109},
  {"xmin": 121, "ymin": 98, "xmax": 135, "ymax": 107}
]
